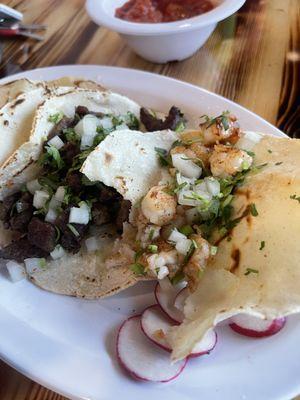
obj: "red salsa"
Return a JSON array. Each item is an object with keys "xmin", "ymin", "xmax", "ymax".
[{"xmin": 115, "ymin": 0, "xmax": 215, "ymax": 23}]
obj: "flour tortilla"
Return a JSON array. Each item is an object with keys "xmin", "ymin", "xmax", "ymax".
[
  {"xmin": 169, "ymin": 134, "xmax": 300, "ymax": 361},
  {"xmin": 82, "ymin": 129, "xmax": 178, "ymax": 204},
  {"xmin": 0, "ymin": 88, "xmax": 140, "ymax": 199}
]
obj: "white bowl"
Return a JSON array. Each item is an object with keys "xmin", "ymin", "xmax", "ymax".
[{"xmin": 86, "ymin": 0, "xmax": 246, "ymax": 64}]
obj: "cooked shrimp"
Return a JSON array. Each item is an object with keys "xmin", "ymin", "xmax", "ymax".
[
  {"xmin": 189, "ymin": 142, "xmax": 212, "ymax": 167},
  {"xmin": 210, "ymin": 144, "xmax": 253, "ymax": 178},
  {"xmin": 145, "ymin": 249, "xmax": 178, "ymax": 279},
  {"xmin": 141, "ymin": 185, "xmax": 177, "ymax": 226},
  {"xmin": 201, "ymin": 114, "xmax": 240, "ymax": 145},
  {"xmin": 170, "ymin": 145, "xmax": 196, "ymax": 158},
  {"xmin": 184, "ymin": 235, "xmax": 211, "ymax": 291}
]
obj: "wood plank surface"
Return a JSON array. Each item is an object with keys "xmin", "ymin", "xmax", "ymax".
[{"xmin": 0, "ymin": 0, "xmax": 299, "ymax": 399}]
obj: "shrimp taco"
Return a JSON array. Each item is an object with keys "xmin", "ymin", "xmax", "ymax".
[{"xmin": 81, "ymin": 110, "xmax": 300, "ymax": 361}]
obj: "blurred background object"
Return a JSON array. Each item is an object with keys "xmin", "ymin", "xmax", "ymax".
[{"xmin": 0, "ymin": 3, "xmax": 46, "ymax": 40}]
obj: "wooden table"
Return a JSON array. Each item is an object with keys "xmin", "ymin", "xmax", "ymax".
[{"xmin": 0, "ymin": 0, "xmax": 299, "ymax": 399}]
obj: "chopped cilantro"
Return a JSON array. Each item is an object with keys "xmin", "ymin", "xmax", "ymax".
[
  {"xmin": 275, "ymin": 162, "xmax": 283, "ymax": 166},
  {"xmin": 206, "ymin": 111, "xmax": 230, "ymax": 130},
  {"xmin": 64, "ymin": 128, "xmax": 80, "ymax": 143},
  {"xmin": 130, "ymin": 263, "xmax": 146, "ymax": 276},
  {"xmin": 179, "ymin": 225, "xmax": 194, "ymax": 237},
  {"xmin": 67, "ymin": 224, "xmax": 80, "ymax": 237},
  {"xmin": 93, "ymin": 131, "xmax": 107, "ymax": 146},
  {"xmin": 155, "ymin": 147, "xmax": 172, "ymax": 167},
  {"xmin": 170, "ymin": 270, "xmax": 185, "ymax": 285},
  {"xmin": 39, "ymin": 258, "xmax": 47, "ymax": 269},
  {"xmin": 55, "ymin": 226, "xmax": 61, "ymax": 243},
  {"xmin": 173, "ymin": 182, "xmax": 187, "ymax": 194},
  {"xmin": 148, "ymin": 228, "xmax": 155, "ymax": 241},
  {"xmin": 134, "ymin": 249, "xmax": 144, "ymax": 262},
  {"xmin": 241, "ymin": 160, "xmax": 250, "ymax": 170},
  {"xmin": 48, "ymin": 112, "xmax": 64, "ymax": 124},
  {"xmin": 268, "ymin": 149, "xmax": 272, "ymax": 154},
  {"xmin": 259, "ymin": 241, "xmax": 265, "ymax": 250},
  {"xmin": 210, "ymin": 246, "xmax": 218, "ymax": 256},
  {"xmin": 183, "ymin": 241, "xmax": 196, "ymax": 264},
  {"xmin": 123, "ymin": 112, "xmax": 140, "ymax": 130},
  {"xmin": 39, "ymin": 145, "xmax": 64, "ymax": 170},
  {"xmin": 175, "ymin": 120, "xmax": 186, "ymax": 133},
  {"xmin": 290, "ymin": 194, "xmax": 300, "ymax": 203},
  {"xmin": 249, "ymin": 203, "xmax": 258, "ymax": 217},
  {"xmin": 244, "ymin": 268, "xmax": 259, "ymax": 276},
  {"xmin": 148, "ymin": 244, "xmax": 158, "ymax": 253}
]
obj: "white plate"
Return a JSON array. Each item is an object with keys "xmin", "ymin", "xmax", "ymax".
[{"xmin": 0, "ymin": 65, "xmax": 298, "ymax": 400}]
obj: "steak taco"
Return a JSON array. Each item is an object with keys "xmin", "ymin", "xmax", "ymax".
[{"xmin": 0, "ymin": 82, "xmax": 153, "ymax": 298}]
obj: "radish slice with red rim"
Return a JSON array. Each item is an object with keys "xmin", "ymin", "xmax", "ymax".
[
  {"xmin": 189, "ymin": 329, "xmax": 217, "ymax": 358},
  {"xmin": 155, "ymin": 283, "xmax": 183, "ymax": 323},
  {"xmin": 229, "ymin": 314, "xmax": 286, "ymax": 338},
  {"xmin": 174, "ymin": 287, "xmax": 189, "ymax": 313},
  {"xmin": 141, "ymin": 305, "xmax": 175, "ymax": 352},
  {"xmin": 141, "ymin": 305, "xmax": 217, "ymax": 357},
  {"xmin": 117, "ymin": 315, "xmax": 187, "ymax": 382}
]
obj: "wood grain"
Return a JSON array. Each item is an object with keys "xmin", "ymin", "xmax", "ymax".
[{"xmin": 0, "ymin": 0, "xmax": 299, "ymax": 399}]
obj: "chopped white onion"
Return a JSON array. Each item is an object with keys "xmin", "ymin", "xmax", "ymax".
[
  {"xmin": 50, "ymin": 245, "xmax": 66, "ymax": 260},
  {"xmin": 69, "ymin": 206, "xmax": 89, "ymax": 225},
  {"xmin": 45, "ymin": 208, "xmax": 58, "ymax": 223},
  {"xmin": 99, "ymin": 116, "xmax": 113, "ymax": 130},
  {"xmin": 185, "ymin": 207, "xmax": 199, "ymax": 223},
  {"xmin": 171, "ymin": 153, "xmax": 202, "ymax": 179},
  {"xmin": 194, "ymin": 182, "xmax": 212, "ymax": 201},
  {"xmin": 26, "ymin": 179, "xmax": 41, "ymax": 195},
  {"xmin": 175, "ymin": 238, "xmax": 192, "ymax": 256},
  {"xmin": 75, "ymin": 115, "xmax": 100, "ymax": 150},
  {"xmin": 205, "ymin": 177, "xmax": 220, "ymax": 197},
  {"xmin": 168, "ymin": 229, "xmax": 186, "ymax": 243},
  {"xmin": 176, "ymin": 172, "xmax": 196, "ymax": 188},
  {"xmin": 140, "ymin": 225, "xmax": 161, "ymax": 245},
  {"xmin": 48, "ymin": 135, "xmax": 64, "ymax": 150},
  {"xmin": 157, "ymin": 266, "xmax": 169, "ymax": 280},
  {"xmin": 54, "ymin": 186, "xmax": 65, "ymax": 202},
  {"xmin": 236, "ymin": 131, "xmax": 262, "ymax": 151},
  {"xmin": 85, "ymin": 236, "xmax": 100, "ymax": 252},
  {"xmin": 115, "ymin": 123, "xmax": 129, "ymax": 131},
  {"xmin": 178, "ymin": 190, "xmax": 199, "ymax": 207},
  {"xmin": 6, "ymin": 261, "xmax": 26, "ymax": 283},
  {"xmin": 24, "ymin": 258, "xmax": 46, "ymax": 275},
  {"xmin": 33, "ymin": 190, "xmax": 49, "ymax": 209},
  {"xmin": 48, "ymin": 196, "xmax": 61, "ymax": 211}
]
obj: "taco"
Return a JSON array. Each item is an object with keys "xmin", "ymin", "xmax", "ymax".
[
  {"xmin": 0, "ymin": 84, "xmax": 152, "ymax": 298},
  {"xmin": 82, "ymin": 112, "xmax": 300, "ymax": 360}
]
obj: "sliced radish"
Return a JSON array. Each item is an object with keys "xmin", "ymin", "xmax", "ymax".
[
  {"xmin": 155, "ymin": 283, "xmax": 183, "ymax": 323},
  {"xmin": 229, "ymin": 314, "xmax": 286, "ymax": 338},
  {"xmin": 141, "ymin": 305, "xmax": 217, "ymax": 357},
  {"xmin": 174, "ymin": 287, "xmax": 189, "ymax": 312},
  {"xmin": 141, "ymin": 305, "xmax": 174, "ymax": 352},
  {"xmin": 189, "ymin": 329, "xmax": 217, "ymax": 358},
  {"xmin": 117, "ymin": 315, "xmax": 187, "ymax": 382}
]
